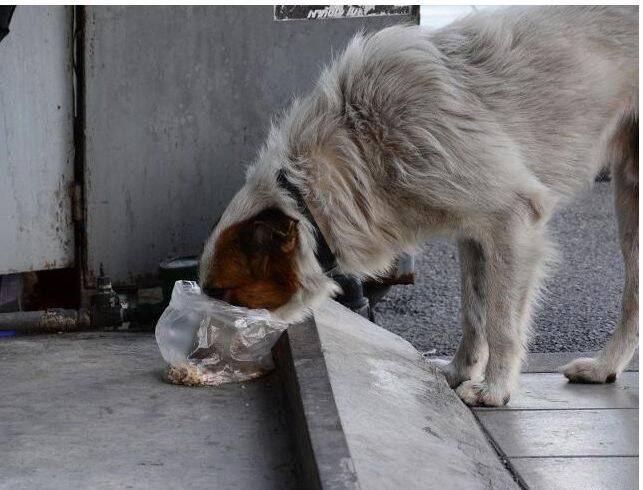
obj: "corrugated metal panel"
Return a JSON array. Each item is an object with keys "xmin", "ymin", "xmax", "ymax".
[
  {"xmin": 0, "ymin": 6, "xmax": 75, "ymax": 274},
  {"xmin": 84, "ymin": 6, "xmax": 417, "ymax": 286}
]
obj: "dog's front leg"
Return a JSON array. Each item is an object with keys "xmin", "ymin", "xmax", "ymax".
[
  {"xmin": 456, "ymin": 216, "xmax": 549, "ymax": 407},
  {"xmin": 440, "ymin": 239, "xmax": 489, "ymax": 388}
]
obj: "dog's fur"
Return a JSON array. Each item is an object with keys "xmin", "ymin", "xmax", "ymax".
[{"xmin": 200, "ymin": 6, "xmax": 638, "ymax": 406}]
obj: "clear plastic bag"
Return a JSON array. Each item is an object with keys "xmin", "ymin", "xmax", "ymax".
[{"xmin": 155, "ymin": 280, "xmax": 289, "ymax": 386}]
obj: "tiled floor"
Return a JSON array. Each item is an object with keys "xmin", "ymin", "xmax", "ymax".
[{"xmin": 472, "ymin": 353, "xmax": 639, "ymax": 490}]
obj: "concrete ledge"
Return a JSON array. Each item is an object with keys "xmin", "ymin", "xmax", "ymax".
[
  {"xmin": 273, "ymin": 317, "xmax": 359, "ymax": 490},
  {"xmin": 277, "ymin": 300, "xmax": 518, "ymax": 490}
]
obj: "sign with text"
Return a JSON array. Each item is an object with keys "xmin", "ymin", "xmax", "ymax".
[{"xmin": 274, "ymin": 5, "xmax": 418, "ymax": 21}]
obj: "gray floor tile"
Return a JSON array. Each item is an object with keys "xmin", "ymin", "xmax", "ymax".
[
  {"xmin": 476, "ymin": 409, "xmax": 638, "ymax": 457},
  {"xmin": 474, "ymin": 372, "xmax": 638, "ymax": 410},
  {"xmin": 524, "ymin": 351, "xmax": 638, "ymax": 373},
  {"xmin": 510, "ymin": 457, "xmax": 638, "ymax": 490}
]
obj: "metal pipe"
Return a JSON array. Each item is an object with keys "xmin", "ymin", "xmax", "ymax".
[{"xmin": 0, "ymin": 308, "xmax": 90, "ymax": 332}]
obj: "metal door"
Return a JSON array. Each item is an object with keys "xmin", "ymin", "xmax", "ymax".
[{"xmin": 0, "ymin": 6, "xmax": 75, "ymax": 274}]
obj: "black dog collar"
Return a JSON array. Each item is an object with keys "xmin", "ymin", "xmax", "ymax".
[
  {"xmin": 277, "ymin": 170, "xmax": 372, "ymax": 318},
  {"xmin": 277, "ymin": 169, "xmax": 338, "ymax": 274}
]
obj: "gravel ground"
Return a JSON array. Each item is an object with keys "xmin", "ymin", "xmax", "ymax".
[{"xmin": 374, "ymin": 182, "xmax": 624, "ymax": 355}]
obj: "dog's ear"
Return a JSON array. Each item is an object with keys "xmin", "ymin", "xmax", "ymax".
[
  {"xmin": 246, "ymin": 209, "xmax": 298, "ymax": 278},
  {"xmin": 252, "ymin": 213, "xmax": 298, "ymax": 254}
]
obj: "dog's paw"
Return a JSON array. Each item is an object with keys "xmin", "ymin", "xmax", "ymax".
[
  {"xmin": 561, "ymin": 357, "xmax": 617, "ymax": 384},
  {"xmin": 431, "ymin": 359, "xmax": 470, "ymax": 388},
  {"xmin": 455, "ymin": 380, "xmax": 510, "ymax": 407}
]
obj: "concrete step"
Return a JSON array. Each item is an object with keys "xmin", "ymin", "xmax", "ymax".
[
  {"xmin": 274, "ymin": 300, "xmax": 518, "ymax": 489},
  {"xmin": 273, "ymin": 315, "xmax": 358, "ymax": 490},
  {"xmin": 1, "ymin": 301, "xmax": 521, "ymax": 489}
]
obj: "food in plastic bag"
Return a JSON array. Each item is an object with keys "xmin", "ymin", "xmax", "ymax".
[{"xmin": 155, "ymin": 280, "xmax": 289, "ymax": 386}]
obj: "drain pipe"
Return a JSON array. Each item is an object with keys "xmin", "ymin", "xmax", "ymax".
[
  {"xmin": 0, "ymin": 261, "xmax": 185, "ymax": 334},
  {"xmin": 0, "ymin": 272, "xmax": 123, "ymax": 333},
  {"xmin": 0, "ymin": 308, "xmax": 90, "ymax": 332}
]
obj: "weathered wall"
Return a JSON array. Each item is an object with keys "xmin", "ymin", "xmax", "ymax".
[
  {"xmin": 84, "ymin": 6, "xmax": 416, "ymax": 286},
  {"xmin": 0, "ymin": 6, "xmax": 75, "ymax": 274}
]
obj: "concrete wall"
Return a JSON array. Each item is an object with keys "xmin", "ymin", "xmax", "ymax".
[
  {"xmin": 0, "ymin": 6, "xmax": 75, "ymax": 274},
  {"xmin": 84, "ymin": 6, "xmax": 416, "ymax": 286}
]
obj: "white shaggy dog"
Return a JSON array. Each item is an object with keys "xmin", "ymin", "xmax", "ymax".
[{"xmin": 200, "ymin": 6, "xmax": 638, "ymax": 406}]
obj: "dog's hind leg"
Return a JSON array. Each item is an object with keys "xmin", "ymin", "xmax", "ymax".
[
  {"xmin": 440, "ymin": 239, "xmax": 489, "ymax": 388},
  {"xmin": 563, "ymin": 115, "xmax": 639, "ymax": 383}
]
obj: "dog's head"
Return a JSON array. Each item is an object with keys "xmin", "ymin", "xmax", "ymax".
[
  {"xmin": 199, "ymin": 201, "xmax": 339, "ymax": 320},
  {"xmin": 200, "ymin": 207, "xmax": 300, "ymax": 309}
]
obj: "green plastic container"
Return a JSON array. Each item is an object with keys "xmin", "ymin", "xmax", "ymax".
[{"xmin": 159, "ymin": 256, "xmax": 199, "ymax": 306}]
